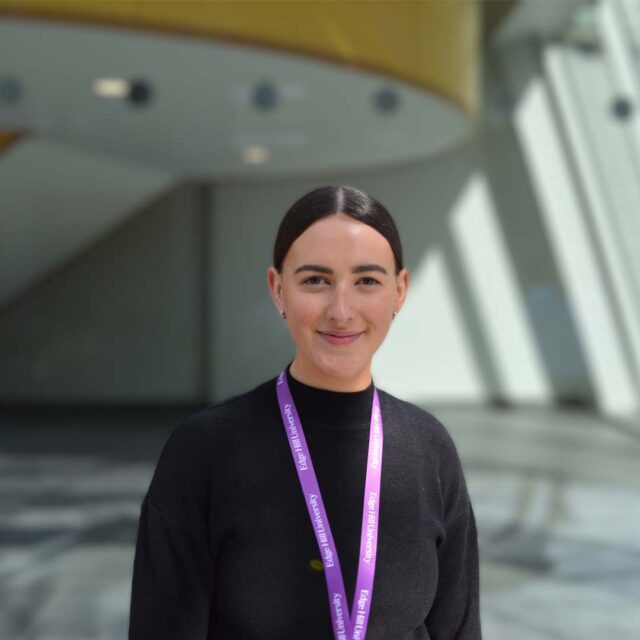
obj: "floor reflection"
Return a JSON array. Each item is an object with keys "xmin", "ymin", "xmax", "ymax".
[
  {"xmin": 437, "ymin": 406, "xmax": 640, "ymax": 640},
  {"xmin": 0, "ymin": 406, "xmax": 639, "ymax": 639}
]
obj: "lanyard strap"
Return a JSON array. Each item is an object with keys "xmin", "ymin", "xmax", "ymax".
[{"xmin": 276, "ymin": 369, "xmax": 383, "ymax": 640}]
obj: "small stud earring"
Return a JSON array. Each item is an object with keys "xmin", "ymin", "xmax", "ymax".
[
  {"xmin": 392, "ymin": 311, "xmax": 397, "ymax": 320},
  {"xmin": 281, "ymin": 309, "xmax": 287, "ymax": 319}
]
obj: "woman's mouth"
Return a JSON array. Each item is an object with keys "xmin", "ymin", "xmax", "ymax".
[{"xmin": 317, "ymin": 331, "xmax": 363, "ymax": 345}]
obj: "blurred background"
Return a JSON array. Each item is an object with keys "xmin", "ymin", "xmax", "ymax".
[{"xmin": 1, "ymin": 0, "xmax": 639, "ymax": 638}]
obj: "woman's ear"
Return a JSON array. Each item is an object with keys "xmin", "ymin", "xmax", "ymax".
[
  {"xmin": 267, "ymin": 266, "xmax": 284, "ymax": 312},
  {"xmin": 395, "ymin": 267, "xmax": 409, "ymax": 312}
]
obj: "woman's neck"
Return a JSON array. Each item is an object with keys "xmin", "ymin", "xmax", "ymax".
[{"xmin": 289, "ymin": 356, "xmax": 373, "ymax": 392}]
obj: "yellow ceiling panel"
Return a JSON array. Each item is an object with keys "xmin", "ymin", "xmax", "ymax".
[{"xmin": 0, "ymin": 0, "xmax": 479, "ymax": 117}]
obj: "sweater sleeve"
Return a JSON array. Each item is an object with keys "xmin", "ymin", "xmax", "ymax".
[
  {"xmin": 425, "ymin": 503, "xmax": 482, "ymax": 639},
  {"xmin": 129, "ymin": 416, "xmax": 216, "ymax": 640},
  {"xmin": 424, "ymin": 416, "xmax": 482, "ymax": 639}
]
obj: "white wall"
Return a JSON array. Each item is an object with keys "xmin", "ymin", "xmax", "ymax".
[
  {"xmin": 0, "ymin": 184, "xmax": 203, "ymax": 403},
  {"xmin": 0, "ymin": 119, "xmax": 600, "ymax": 409},
  {"xmin": 0, "ymin": 138, "xmax": 172, "ymax": 306}
]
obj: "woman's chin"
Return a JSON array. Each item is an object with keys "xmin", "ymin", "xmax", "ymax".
[{"xmin": 313, "ymin": 355, "xmax": 364, "ymax": 379}]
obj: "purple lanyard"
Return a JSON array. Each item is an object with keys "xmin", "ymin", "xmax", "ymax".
[{"xmin": 276, "ymin": 368, "xmax": 383, "ymax": 640}]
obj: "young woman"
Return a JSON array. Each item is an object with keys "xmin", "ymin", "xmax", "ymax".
[{"xmin": 129, "ymin": 185, "xmax": 481, "ymax": 639}]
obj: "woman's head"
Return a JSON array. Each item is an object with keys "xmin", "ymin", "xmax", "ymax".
[
  {"xmin": 272, "ymin": 185, "xmax": 404, "ymax": 275},
  {"xmin": 267, "ymin": 185, "xmax": 409, "ymax": 391}
]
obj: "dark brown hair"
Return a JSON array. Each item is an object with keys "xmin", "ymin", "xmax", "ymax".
[{"xmin": 272, "ymin": 185, "xmax": 404, "ymax": 274}]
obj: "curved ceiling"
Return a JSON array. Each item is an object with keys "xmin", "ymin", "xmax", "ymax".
[
  {"xmin": 0, "ymin": 0, "xmax": 479, "ymax": 114},
  {"xmin": 0, "ymin": 1, "xmax": 480, "ymax": 178}
]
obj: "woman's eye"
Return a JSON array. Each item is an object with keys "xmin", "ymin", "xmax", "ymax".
[
  {"xmin": 301, "ymin": 276, "xmax": 380, "ymax": 286},
  {"xmin": 302, "ymin": 276, "xmax": 327, "ymax": 285}
]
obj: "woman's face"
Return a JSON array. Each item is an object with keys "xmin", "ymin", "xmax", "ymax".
[{"xmin": 267, "ymin": 213, "xmax": 408, "ymax": 390}]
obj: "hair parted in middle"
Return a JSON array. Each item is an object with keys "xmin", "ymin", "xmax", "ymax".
[{"xmin": 272, "ymin": 185, "xmax": 404, "ymax": 275}]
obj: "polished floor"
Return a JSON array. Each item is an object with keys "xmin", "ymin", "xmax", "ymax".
[{"xmin": 1, "ymin": 405, "xmax": 639, "ymax": 639}]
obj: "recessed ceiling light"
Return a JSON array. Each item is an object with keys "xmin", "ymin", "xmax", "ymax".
[
  {"xmin": 0, "ymin": 78, "xmax": 22, "ymax": 105},
  {"xmin": 92, "ymin": 78, "xmax": 130, "ymax": 99},
  {"xmin": 374, "ymin": 87, "xmax": 401, "ymax": 114},
  {"xmin": 242, "ymin": 145, "xmax": 271, "ymax": 164},
  {"xmin": 128, "ymin": 80, "xmax": 153, "ymax": 107},
  {"xmin": 252, "ymin": 81, "xmax": 278, "ymax": 110},
  {"xmin": 611, "ymin": 97, "xmax": 633, "ymax": 121}
]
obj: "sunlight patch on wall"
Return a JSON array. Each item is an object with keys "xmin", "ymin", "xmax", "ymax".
[
  {"xmin": 374, "ymin": 247, "xmax": 486, "ymax": 403},
  {"xmin": 450, "ymin": 172, "xmax": 550, "ymax": 402}
]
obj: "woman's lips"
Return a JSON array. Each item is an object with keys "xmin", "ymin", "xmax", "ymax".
[{"xmin": 318, "ymin": 331, "xmax": 363, "ymax": 345}]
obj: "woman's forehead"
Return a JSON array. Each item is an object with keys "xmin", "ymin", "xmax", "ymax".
[
  {"xmin": 292, "ymin": 215, "xmax": 390, "ymax": 251},
  {"xmin": 286, "ymin": 223, "xmax": 394, "ymax": 272}
]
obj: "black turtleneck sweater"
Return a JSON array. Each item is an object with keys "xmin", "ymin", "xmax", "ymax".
[{"xmin": 129, "ymin": 363, "xmax": 481, "ymax": 639}]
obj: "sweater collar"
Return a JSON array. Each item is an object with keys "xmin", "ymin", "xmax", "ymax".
[{"xmin": 283, "ymin": 361, "xmax": 376, "ymax": 431}]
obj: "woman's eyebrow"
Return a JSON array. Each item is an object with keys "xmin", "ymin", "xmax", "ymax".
[{"xmin": 294, "ymin": 263, "xmax": 388, "ymax": 275}]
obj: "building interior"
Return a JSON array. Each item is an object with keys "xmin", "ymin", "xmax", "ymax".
[{"xmin": 1, "ymin": 0, "xmax": 639, "ymax": 638}]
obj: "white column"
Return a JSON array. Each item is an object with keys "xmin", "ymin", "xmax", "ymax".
[
  {"xmin": 499, "ymin": 40, "xmax": 638, "ymax": 415},
  {"xmin": 597, "ymin": 0, "xmax": 640, "ymax": 285},
  {"xmin": 543, "ymin": 43, "xmax": 640, "ymax": 394}
]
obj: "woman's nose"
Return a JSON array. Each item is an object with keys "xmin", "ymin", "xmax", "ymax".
[{"xmin": 326, "ymin": 283, "xmax": 355, "ymax": 322}]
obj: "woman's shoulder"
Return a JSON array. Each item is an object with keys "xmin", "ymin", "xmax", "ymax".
[
  {"xmin": 172, "ymin": 374, "xmax": 279, "ymax": 441},
  {"xmin": 378, "ymin": 388, "xmax": 472, "ymax": 521},
  {"xmin": 147, "ymin": 376, "xmax": 278, "ymax": 495},
  {"xmin": 376, "ymin": 388, "xmax": 469, "ymax": 492},
  {"xmin": 377, "ymin": 387, "xmax": 459, "ymax": 452}
]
